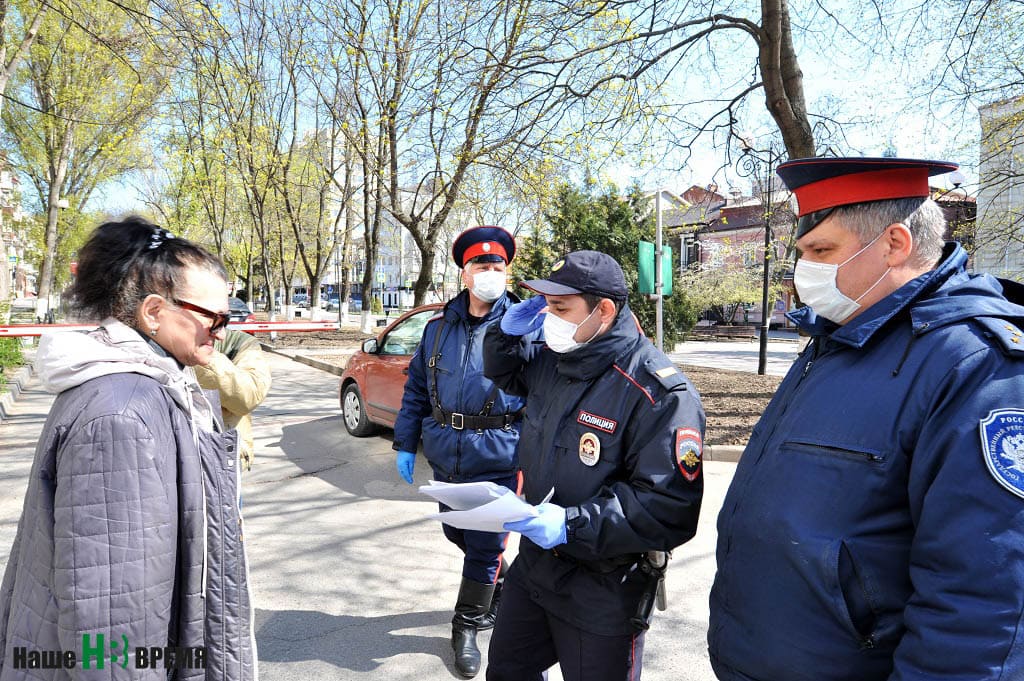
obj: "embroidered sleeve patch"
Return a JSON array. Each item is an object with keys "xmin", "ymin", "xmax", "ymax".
[
  {"xmin": 980, "ymin": 409, "xmax": 1024, "ymax": 500},
  {"xmin": 675, "ymin": 427, "xmax": 702, "ymax": 482}
]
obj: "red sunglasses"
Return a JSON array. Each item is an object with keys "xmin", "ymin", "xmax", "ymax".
[{"xmin": 173, "ymin": 298, "xmax": 231, "ymax": 334}]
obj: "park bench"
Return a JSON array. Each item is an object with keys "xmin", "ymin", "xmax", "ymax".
[{"xmin": 689, "ymin": 324, "xmax": 758, "ymax": 340}]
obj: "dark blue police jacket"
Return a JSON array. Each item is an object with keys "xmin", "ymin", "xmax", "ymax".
[
  {"xmin": 393, "ymin": 289, "xmax": 538, "ymax": 482},
  {"xmin": 484, "ymin": 303, "xmax": 705, "ymax": 636},
  {"xmin": 710, "ymin": 243, "xmax": 1024, "ymax": 681}
]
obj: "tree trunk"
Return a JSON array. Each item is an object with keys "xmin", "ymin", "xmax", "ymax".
[
  {"xmin": 759, "ymin": 0, "xmax": 815, "ymax": 159},
  {"xmin": 36, "ymin": 133, "xmax": 72, "ymax": 320},
  {"xmin": 413, "ymin": 247, "xmax": 435, "ymax": 307},
  {"xmin": 340, "ymin": 189, "xmax": 354, "ymax": 323}
]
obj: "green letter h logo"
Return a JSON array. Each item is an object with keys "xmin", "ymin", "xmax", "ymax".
[{"xmin": 81, "ymin": 633, "xmax": 105, "ymax": 669}]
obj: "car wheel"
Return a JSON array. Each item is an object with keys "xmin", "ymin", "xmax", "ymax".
[{"xmin": 341, "ymin": 383, "xmax": 378, "ymax": 437}]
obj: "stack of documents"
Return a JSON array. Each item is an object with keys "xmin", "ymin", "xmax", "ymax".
[{"xmin": 419, "ymin": 480, "xmax": 545, "ymax": 532}]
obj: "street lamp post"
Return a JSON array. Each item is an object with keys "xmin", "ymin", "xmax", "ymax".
[{"xmin": 737, "ymin": 138, "xmax": 781, "ymax": 375}]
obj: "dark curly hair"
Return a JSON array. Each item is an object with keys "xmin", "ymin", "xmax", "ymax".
[{"xmin": 68, "ymin": 216, "xmax": 227, "ymax": 326}]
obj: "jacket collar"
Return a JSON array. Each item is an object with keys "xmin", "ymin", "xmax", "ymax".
[
  {"xmin": 789, "ymin": 242, "xmax": 971, "ymax": 347},
  {"xmin": 554, "ymin": 303, "xmax": 643, "ymax": 380},
  {"xmin": 34, "ymin": 318, "xmax": 217, "ymax": 432}
]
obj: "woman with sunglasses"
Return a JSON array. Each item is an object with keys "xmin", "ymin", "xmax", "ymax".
[{"xmin": 0, "ymin": 217, "xmax": 256, "ymax": 680}]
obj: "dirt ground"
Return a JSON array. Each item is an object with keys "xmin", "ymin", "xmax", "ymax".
[{"xmin": 266, "ymin": 330, "xmax": 781, "ymax": 445}]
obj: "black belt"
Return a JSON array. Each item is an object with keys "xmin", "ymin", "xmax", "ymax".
[
  {"xmin": 432, "ymin": 406, "xmax": 523, "ymax": 431},
  {"xmin": 550, "ymin": 548, "xmax": 642, "ymax": 574}
]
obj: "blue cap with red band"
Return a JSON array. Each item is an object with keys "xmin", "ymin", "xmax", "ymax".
[
  {"xmin": 451, "ymin": 225, "xmax": 516, "ymax": 267},
  {"xmin": 776, "ymin": 156, "xmax": 959, "ymax": 237}
]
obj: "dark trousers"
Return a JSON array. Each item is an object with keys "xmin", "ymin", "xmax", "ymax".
[
  {"xmin": 486, "ymin": 578, "xmax": 645, "ymax": 681},
  {"xmin": 438, "ymin": 473, "xmax": 516, "ymax": 584}
]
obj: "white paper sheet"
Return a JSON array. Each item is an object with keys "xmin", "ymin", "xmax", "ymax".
[
  {"xmin": 419, "ymin": 481, "xmax": 553, "ymax": 532},
  {"xmin": 418, "ymin": 480, "xmax": 510, "ymax": 511}
]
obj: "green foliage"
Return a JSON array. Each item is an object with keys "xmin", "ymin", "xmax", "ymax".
[
  {"xmin": 0, "ymin": 337, "xmax": 25, "ymax": 390},
  {"xmin": 371, "ymin": 296, "xmax": 384, "ymax": 314},
  {"xmin": 4, "ymin": 0, "xmax": 172, "ymax": 301},
  {"xmin": 678, "ymin": 264, "xmax": 771, "ymax": 324},
  {"xmin": 518, "ymin": 181, "xmax": 699, "ymax": 347}
]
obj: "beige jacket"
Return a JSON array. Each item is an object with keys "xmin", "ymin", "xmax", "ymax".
[{"xmin": 194, "ymin": 330, "xmax": 272, "ymax": 469}]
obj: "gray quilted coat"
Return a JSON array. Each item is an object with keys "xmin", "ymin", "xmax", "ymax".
[{"xmin": 0, "ymin": 321, "xmax": 257, "ymax": 680}]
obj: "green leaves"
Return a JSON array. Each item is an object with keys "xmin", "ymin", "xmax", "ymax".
[{"xmin": 519, "ymin": 180, "xmax": 700, "ymax": 346}]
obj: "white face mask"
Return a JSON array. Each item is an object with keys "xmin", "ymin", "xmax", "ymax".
[
  {"xmin": 794, "ymin": 232, "xmax": 891, "ymax": 323},
  {"xmin": 544, "ymin": 306, "xmax": 603, "ymax": 353},
  {"xmin": 470, "ymin": 269, "xmax": 507, "ymax": 303}
]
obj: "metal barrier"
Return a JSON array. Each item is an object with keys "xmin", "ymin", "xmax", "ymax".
[{"xmin": 0, "ymin": 321, "xmax": 341, "ymax": 337}]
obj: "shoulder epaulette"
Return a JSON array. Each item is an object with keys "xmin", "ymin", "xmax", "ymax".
[
  {"xmin": 643, "ymin": 357, "xmax": 687, "ymax": 391},
  {"xmin": 974, "ymin": 317, "xmax": 1024, "ymax": 358}
]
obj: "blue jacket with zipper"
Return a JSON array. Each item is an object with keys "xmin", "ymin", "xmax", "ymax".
[
  {"xmin": 393, "ymin": 289, "xmax": 539, "ymax": 482},
  {"xmin": 709, "ymin": 243, "xmax": 1024, "ymax": 681}
]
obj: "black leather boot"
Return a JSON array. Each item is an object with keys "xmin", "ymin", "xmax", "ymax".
[
  {"xmin": 478, "ymin": 577, "xmax": 502, "ymax": 630},
  {"xmin": 451, "ymin": 578, "xmax": 495, "ymax": 678}
]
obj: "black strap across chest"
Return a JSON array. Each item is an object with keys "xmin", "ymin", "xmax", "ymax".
[{"xmin": 427, "ymin": 314, "xmax": 521, "ymax": 431}]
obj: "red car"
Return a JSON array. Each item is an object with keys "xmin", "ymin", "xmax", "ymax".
[{"xmin": 339, "ymin": 303, "xmax": 443, "ymax": 436}]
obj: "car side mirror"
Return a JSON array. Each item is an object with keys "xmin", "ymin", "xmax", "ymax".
[{"xmin": 362, "ymin": 338, "xmax": 378, "ymax": 354}]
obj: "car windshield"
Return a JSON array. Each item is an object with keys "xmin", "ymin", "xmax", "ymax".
[{"xmin": 380, "ymin": 309, "xmax": 437, "ymax": 355}]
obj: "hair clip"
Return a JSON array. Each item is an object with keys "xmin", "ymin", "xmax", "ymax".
[{"xmin": 148, "ymin": 229, "xmax": 175, "ymax": 250}]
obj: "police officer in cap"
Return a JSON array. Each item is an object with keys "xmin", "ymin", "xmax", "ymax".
[
  {"xmin": 393, "ymin": 225, "xmax": 541, "ymax": 678},
  {"xmin": 482, "ymin": 250, "xmax": 705, "ymax": 681},
  {"xmin": 709, "ymin": 157, "xmax": 1024, "ymax": 680}
]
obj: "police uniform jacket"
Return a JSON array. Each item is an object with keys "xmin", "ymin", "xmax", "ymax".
[
  {"xmin": 484, "ymin": 304, "xmax": 705, "ymax": 636},
  {"xmin": 709, "ymin": 244, "xmax": 1024, "ymax": 681},
  {"xmin": 393, "ymin": 289, "xmax": 539, "ymax": 481}
]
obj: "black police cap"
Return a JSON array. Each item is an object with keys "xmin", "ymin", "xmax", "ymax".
[{"xmin": 521, "ymin": 250, "xmax": 628, "ymax": 302}]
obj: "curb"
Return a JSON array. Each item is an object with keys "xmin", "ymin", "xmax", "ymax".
[
  {"xmin": 259, "ymin": 343, "xmax": 345, "ymax": 377},
  {"xmin": 0, "ymin": 363, "xmax": 34, "ymax": 424},
  {"xmin": 704, "ymin": 444, "xmax": 744, "ymax": 463}
]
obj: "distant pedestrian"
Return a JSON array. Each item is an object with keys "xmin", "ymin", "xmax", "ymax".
[
  {"xmin": 709, "ymin": 157, "xmax": 1024, "ymax": 680},
  {"xmin": 483, "ymin": 250, "xmax": 705, "ymax": 681},
  {"xmin": 194, "ymin": 328, "xmax": 273, "ymax": 471},
  {"xmin": 0, "ymin": 217, "xmax": 256, "ymax": 680},
  {"xmin": 392, "ymin": 226, "xmax": 542, "ymax": 678}
]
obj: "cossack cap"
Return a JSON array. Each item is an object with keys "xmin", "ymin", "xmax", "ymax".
[
  {"xmin": 521, "ymin": 250, "xmax": 628, "ymax": 302},
  {"xmin": 451, "ymin": 225, "xmax": 516, "ymax": 267},
  {"xmin": 776, "ymin": 156, "xmax": 959, "ymax": 237}
]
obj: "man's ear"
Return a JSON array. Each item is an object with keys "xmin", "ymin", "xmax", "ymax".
[
  {"xmin": 599, "ymin": 298, "xmax": 618, "ymax": 324},
  {"xmin": 884, "ymin": 223, "xmax": 915, "ymax": 267}
]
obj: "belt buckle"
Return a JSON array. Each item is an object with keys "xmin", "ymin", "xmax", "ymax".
[{"xmin": 451, "ymin": 412, "xmax": 465, "ymax": 430}]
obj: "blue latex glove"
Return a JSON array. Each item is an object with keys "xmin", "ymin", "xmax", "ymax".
[
  {"xmin": 396, "ymin": 450, "xmax": 416, "ymax": 484},
  {"xmin": 500, "ymin": 295, "xmax": 547, "ymax": 335},
  {"xmin": 504, "ymin": 503, "xmax": 567, "ymax": 549}
]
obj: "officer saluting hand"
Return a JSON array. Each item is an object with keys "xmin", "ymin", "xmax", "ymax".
[{"xmin": 483, "ymin": 250, "xmax": 705, "ymax": 681}]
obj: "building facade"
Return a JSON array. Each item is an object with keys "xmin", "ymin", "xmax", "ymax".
[{"xmin": 976, "ymin": 97, "xmax": 1024, "ymax": 278}]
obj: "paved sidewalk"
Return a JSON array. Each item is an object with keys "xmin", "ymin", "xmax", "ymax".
[{"xmin": 669, "ymin": 338, "xmax": 805, "ymax": 377}]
